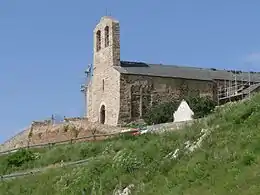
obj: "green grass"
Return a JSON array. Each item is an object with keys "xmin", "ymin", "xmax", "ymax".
[
  {"xmin": 0, "ymin": 127, "xmax": 199, "ymax": 175},
  {"xmin": 1, "ymin": 94, "xmax": 260, "ymax": 194}
]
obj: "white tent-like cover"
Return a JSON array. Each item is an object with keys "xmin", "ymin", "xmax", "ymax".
[{"xmin": 173, "ymin": 100, "xmax": 194, "ymax": 123}]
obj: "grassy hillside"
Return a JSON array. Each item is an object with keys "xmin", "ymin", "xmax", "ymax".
[{"xmin": 1, "ymin": 94, "xmax": 260, "ymax": 195}]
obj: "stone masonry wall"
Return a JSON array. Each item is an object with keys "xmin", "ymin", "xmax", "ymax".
[
  {"xmin": 31, "ymin": 119, "xmax": 52, "ymax": 129},
  {"xmin": 87, "ymin": 16, "xmax": 121, "ymax": 126},
  {"xmin": 118, "ymin": 74, "xmax": 216, "ymax": 124}
]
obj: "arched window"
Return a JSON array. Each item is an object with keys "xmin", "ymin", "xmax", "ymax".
[
  {"xmin": 96, "ymin": 30, "xmax": 101, "ymax": 52},
  {"xmin": 104, "ymin": 26, "xmax": 109, "ymax": 47},
  {"xmin": 100, "ymin": 105, "xmax": 105, "ymax": 124}
]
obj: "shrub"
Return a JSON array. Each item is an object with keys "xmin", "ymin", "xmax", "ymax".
[
  {"xmin": 7, "ymin": 149, "xmax": 37, "ymax": 167},
  {"xmin": 143, "ymin": 101, "xmax": 179, "ymax": 125},
  {"xmin": 242, "ymin": 152, "xmax": 256, "ymax": 166},
  {"xmin": 63, "ymin": 124, "xmax": 70, "ymax": 132},
  {"xmin": 70, "ymin": 126, "xmax": 80, "ymax": 138},
  {"xmin": 185, "ymin": 96, "xmax": 217, "ymax": 119},
  {"xmin": 113, "ymin": 149, "xmax": 144, "ymax": 173}
]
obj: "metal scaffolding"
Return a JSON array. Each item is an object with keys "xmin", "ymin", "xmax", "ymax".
[{"xmin": 217, "ymin": 69, "xmax": 252, "ymax": 105}]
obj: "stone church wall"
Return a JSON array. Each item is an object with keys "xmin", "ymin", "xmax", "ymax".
[{"xmin": 118, "ymin": 74, "xmax": 216, "ymax": 124}]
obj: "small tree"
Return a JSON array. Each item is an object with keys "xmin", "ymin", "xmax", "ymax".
[
  {"xmin": 90, "ymin": 127, "xmax": 98, "ymax": 141},
  {"xmin": 71, "ymin": 126, "xmax": 80, "ymax": 138},
  {"xmin": 143, "ymin": 101, "xmax": 179, "ymax": 125},
  {"xmin": 185, "ymin": 96, "xmax": 217, "ymax": 119}
]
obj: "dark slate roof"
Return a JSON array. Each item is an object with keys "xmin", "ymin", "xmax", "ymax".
[{"xmin": 113, "ymin": 61, "xmax": 260, "ymax": 82}]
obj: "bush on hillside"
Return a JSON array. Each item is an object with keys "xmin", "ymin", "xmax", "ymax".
[
  {"xmin": 185, "ymin": 96, "xmax": 217, "ymax": 119},
  {"xmin": 143, "ymin": 101, "xmax": 179, "ymax": 125},
  {"xmin": 143, "ymin": 96, "xmax": 217, "ymax": 125},
  {"xmin": 7, "ymin": 149, "xmax": 38, "ymax": 167}
]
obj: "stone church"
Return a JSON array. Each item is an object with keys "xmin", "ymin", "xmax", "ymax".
[{"xmin": 85, "ymin": 16, "xmax": 260, "ymax": 126}]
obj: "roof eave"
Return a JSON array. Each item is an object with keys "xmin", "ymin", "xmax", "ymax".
[{"xmin": 119, "ymin": 72, "xmax": 214, "ymax": 82}]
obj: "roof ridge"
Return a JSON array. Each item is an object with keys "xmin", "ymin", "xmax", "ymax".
[
  {"xmin": 120, "ymin": 60, "xmax": 260, "ymax": 74},
  {"xmin": 120, "ymin": 60, "xmax": 224, "ymax": 72}
]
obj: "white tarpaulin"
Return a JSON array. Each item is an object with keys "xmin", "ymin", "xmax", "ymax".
[{"xmin": 173, "ymin": 100, "xmax": 194, "ymax": 122}]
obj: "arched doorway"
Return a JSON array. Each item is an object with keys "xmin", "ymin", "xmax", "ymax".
[{"xmin": 100, "ymin": 105, "xmax": 105, "ymax": 124}]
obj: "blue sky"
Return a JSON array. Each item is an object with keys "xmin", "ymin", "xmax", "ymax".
[{"xmin": 1, "ymin": 0, "xmax": 260, "ymax": 143}]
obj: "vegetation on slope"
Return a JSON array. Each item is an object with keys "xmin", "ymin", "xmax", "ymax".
[
  {"xmin": 0, "ymin": 126, "xmax": 203, "ymax": 194},
  {"xmin": 0, "ymin": 134, "xmax": 148, "ymax": 175},
  {"xmin": 143, "ymin": 96, "xmax": 216, "ymax": 125},
  {"xmin": 1, "ymin": 94, "xmax": 260, "ymax": 194}
]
